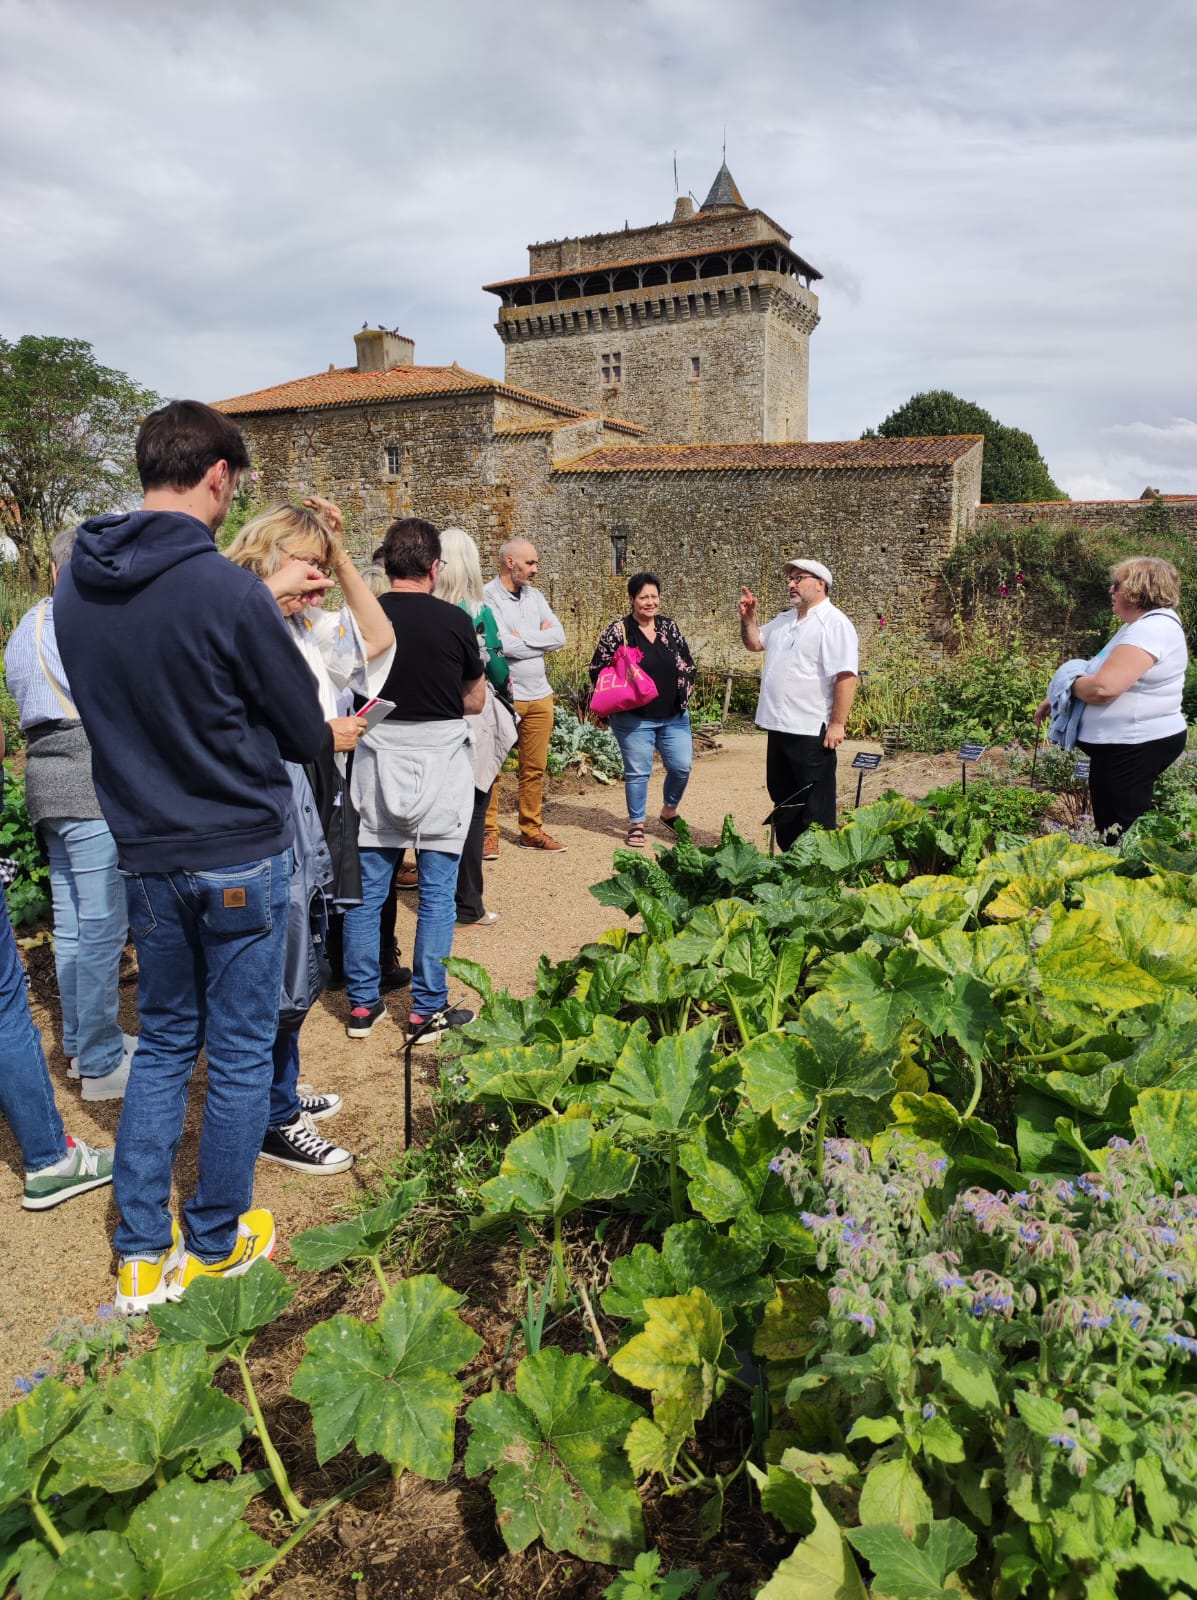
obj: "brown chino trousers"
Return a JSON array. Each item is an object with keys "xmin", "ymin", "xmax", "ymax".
[{"xmin": 484, "ymin": 693, "xmax": 555, "ymax": 841}]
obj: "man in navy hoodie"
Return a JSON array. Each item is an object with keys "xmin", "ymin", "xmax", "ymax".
[{"xmin": 55, "ymin": 400, "xmax": 327, "ymax": 1312}]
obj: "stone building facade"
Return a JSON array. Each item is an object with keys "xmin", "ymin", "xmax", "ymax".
[
  {"xmin": 214, "ymin": 166, "xmax": 986, "ymax": 664},
  {"xmin": 485, "ymin": 165, "xmax": 821, "ymax": 443}
]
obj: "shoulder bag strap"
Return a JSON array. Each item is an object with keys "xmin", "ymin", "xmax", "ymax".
[{"xmin": 34, "ymin": 599, "xmax": 79, "ymax": 720}]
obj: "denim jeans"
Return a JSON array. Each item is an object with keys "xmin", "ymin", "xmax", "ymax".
[
  {"xmin": 0, "ymin": 892, "xmax": 67, "ymax": 1173},
  {"xmin": 608, "ymin": 711, "xmax": 693, "ymax": 825},
  {"xmin": 42, "ymin": 817, "xmax": 126, "ymax": 1077},
  {"xmin": 269, "ymin": 1028, "xmax": 301, "ymax": 1129},
  {"xmin": 344, "ymin": 845, "xmax": 459, "ymax": 1016},
  {"xmin": 116, "ymin": 851, "xmax": 289, "ymax": 1264}
]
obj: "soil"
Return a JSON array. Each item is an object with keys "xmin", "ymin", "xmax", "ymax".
[{"xmin": 0, "ymin": 729, "xmax": 979, "ymax": 1596}]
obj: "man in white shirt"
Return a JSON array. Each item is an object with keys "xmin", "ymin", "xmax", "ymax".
[
  {"xmin": 483, "ymin": 539, "xmax": 567, "ymax": 853},
  {"xmin": 739, "ymin": 557, "xmax": 859, "ymax": 849}
]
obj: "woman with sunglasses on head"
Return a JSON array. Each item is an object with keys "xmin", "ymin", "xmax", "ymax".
[
  {"xmin": 224, "ymin": 497, "xmax": 395, "ymax": 1175},
  {"xmin": 1035, "ymin": 557, "xmax": 1188, "ymax": 841},
  {"xmin": 589, "ymin": 571, "xmax": 696, "ymax": 848}
]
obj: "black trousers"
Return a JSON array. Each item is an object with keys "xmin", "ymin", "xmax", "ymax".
[
  {"xmin": 765, "ymin": 729, "xmax": 838, "ymax": 850},
  {"xmin": 455, "ymin": 785, "xmax": 493, "ymax": 923},
  {"xmin": 1078, "ymin": 731, "xmax": 1187, "ymax": 841}
]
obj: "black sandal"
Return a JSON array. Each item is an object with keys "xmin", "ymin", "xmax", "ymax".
[{"xmin": 625, "ymin": 824, "xmax": 646, "ymax": 848}]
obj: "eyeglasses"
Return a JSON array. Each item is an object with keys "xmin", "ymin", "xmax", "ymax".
[{"xmin": 280, "ymin": 546, "xmax": 332, "ymax": 577}]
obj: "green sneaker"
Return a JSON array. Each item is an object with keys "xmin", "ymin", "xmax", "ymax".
[
  {"xmin": 115, "ymin": 1219, "xmax": 183, "ymax": 1315},
  {"xmin": 22, "ymin": 1138, "xmax": 114, "ymax": 1211},
  {"xmin": 168, "ymin": 1209, "xmax": 276, "ymax": 1299}
]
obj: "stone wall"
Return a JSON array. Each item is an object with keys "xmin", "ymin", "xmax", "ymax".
[
  {"xmin": 500, "ymin": 275, "xmax": 818, "ymax": 443},
  {"xmin": 538, "ymin": 447, "xmax": 982, "ymax": 666},
  {"xmin": 526, "ymin": 206, "xmax": 792, "ymax": 274},
  {"xmin": 978, "ymin": 498, "xmax": 1197, "ymax": 545},
  {"xmin": 233, "ymin": 395, "xmax": 982, "ymax": 672}
]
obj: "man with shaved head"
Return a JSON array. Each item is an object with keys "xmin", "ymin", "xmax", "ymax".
[{"xmin": 483, "ymin": 539, "xmax": 567, "ymax": 853}]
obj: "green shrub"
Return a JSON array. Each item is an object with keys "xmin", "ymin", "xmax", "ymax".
[{"xmin": 0, "ymin": 759, "xmax": 49, "ymax": 924}]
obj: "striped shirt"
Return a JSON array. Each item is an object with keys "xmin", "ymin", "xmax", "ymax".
[{"xmin": 4, "ymin": 598, "xmax": 78, "ymax": 729}]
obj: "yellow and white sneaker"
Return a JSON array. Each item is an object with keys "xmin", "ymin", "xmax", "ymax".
[
  {"xmin": 115, "ymin": 1219, "xmax": 183, "ymax": 1315},
  {"xmin": 168, "ymin": 1209, "xmax": 276, "ymax": 1300}
]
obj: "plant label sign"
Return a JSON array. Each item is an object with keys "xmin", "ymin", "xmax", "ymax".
[
  {"xmin": 850, "ymin": 750, "xmax": 883, "ymax": 808},
  {"xmin": 1073, "ymin": 756, "xmax": 1092, "ymax": 781},
  {"xmin": 958, "ymin": 742, "xmax": 986, "ymax": 794}
]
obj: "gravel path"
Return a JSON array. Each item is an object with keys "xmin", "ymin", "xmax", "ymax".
[{"xmin": 0, "ymin": 730, "xmax": 963, "ymax": 1398}]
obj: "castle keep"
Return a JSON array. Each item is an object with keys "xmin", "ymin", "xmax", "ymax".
[
  {"xmin": 215, "ymin": 165, "xmax": 983, "ymax": 656},
  {"xmin": 485, "ymin": 163, "xmax": 821, "ymax": 444}
]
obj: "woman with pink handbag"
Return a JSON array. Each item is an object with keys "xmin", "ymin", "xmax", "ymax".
[{"xmin": 588, "ymin": 573, "xmax": 697, "ymax": 847}]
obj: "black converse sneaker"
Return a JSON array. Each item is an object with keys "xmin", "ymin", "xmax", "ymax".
[
  {"xmin": 404, "ymin": 1006, "xmax": 475, "ymax": 1045},
  {"xmin": 296, "ymin": 1086, "xmax": 342, "ymax": 1121},
  {"xmin": 259, "ymin": 1112, "xmax": 353, "ymax": 1174}
]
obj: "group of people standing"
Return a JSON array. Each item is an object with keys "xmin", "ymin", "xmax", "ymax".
[{"xmin": 0, "ymin": 393, "xmax": 1188, "ymax": 1327}]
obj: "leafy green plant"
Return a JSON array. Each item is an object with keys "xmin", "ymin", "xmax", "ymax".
[
  {"xmin": 604, "ymin": 1548, "xmax": 727, "ymax": 1599},
  {"xmin": 547, "ymin": 703, "xmax": 623, "ymax": 781},
  {"xmin": 0, "ymin": 758, "xmax": 50, "ymax": 924},
  {"xmin": 772, "ymin": 1134, "xmax": 1197, "ymax": 1599}
]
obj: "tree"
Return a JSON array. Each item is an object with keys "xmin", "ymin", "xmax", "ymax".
[
  {"xmin": 0, "ymin": 335, "xmax": 160, "ymax": 577},
  {"xmin": 863, "ymin": 390, "xmax": 1067, "ymax": 504}
]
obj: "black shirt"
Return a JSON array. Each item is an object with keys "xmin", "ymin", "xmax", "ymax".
[
  {"xmin": 626, "ymin": 616, "xmax": 680, "ymax": 719},
  {"xmin": 376, "ymin": 592, "xmax": 483, "ymax": 721}
]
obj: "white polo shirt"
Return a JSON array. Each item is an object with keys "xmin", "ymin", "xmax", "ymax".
[{"xmin": 755, "ymin": 599, "xmax": 860, "ymax": 736}]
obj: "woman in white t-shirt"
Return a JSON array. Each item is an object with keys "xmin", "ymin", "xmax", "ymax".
[{"xmin": 1036, "ymin": 557, "xmax": 1188, "ymax": 840}]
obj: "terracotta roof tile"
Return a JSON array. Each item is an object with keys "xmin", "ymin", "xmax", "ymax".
[
  {"xmin": 554, "ymin": 437, "xmax": 984, "ymax": 474},
  {"xmin": 213, "ymin": 365, "xmax": 595, "ymax": 419}
]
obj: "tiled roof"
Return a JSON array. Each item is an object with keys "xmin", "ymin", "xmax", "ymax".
[
  {"xmin": 554, "ymin": 437, "xmax": 984, "ymax": 474},
  {"xmin": 992, "ymin": 496, "xmax": 1197, "ymax": 507},
  {"xmin": 483, "ymin": 237, "xmax": 817, "ymax": 292},
  {"xmin": 494, "ymin": 416, "xmax": 646, "ymax": 438},
  {"xmin": 213, "ymin": 365, "xmax": 594, "ymax": 419},
  {"xmin": 702, "ymin": 161, "xmax": 746, "ymax": 210}
]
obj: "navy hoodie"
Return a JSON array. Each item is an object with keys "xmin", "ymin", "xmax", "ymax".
[{"xmin": 55, "ymin": 509, "xmax": 327, "ymax": 873}]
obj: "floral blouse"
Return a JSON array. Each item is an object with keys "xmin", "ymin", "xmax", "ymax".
[{"xmin": 588, "ymin": 614, "xmax": 697, "ymax": 712}]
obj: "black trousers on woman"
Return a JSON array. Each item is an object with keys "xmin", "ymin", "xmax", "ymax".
[
  {"xmin": 1078, "ymin": 730, "xmax": 1187, "ymax": 841},
  {"xmin": 455, "ymin": 785, "xmax": 493, "ymax": 923}
]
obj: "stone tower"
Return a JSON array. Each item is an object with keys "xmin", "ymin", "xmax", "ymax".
[{"xmin": 483, "ymin": 162, "xmax": 822, "ymax": 444}]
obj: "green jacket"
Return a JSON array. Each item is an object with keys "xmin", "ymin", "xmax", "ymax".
[{"xmin": 462, "ymin": 602, "xmax": 510, "ymax": 691}]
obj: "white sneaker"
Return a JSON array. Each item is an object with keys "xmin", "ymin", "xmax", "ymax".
[{"xmin": 69, "ymin": 1032, "xmax": 138, "ymax": 1081}]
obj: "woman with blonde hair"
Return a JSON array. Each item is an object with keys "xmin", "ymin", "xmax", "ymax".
[
  {"xmin": 1036, "ymin": 555, "xmax": 1188, "ymax": 840},
  {"xmin": 224, "ymin": 495, "xmax": 396, "ymax": 1174},
  {"xmin": 433, "ymin": 528, "xmax": 512, "ymax": 927}
]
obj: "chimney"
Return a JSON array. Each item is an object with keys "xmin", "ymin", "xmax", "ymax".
[
  {"xmin": 672, "ymin": 195, "xmax": 696, "ymax": 222},
  {"xmin": 355, "ymin": 328, "xmax": 415, "ymax": 372}
]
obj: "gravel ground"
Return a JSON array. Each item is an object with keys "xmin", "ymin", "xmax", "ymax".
[{"xmin": 0, "ymin": 730, "xmax": 967, "ymax": 1400}]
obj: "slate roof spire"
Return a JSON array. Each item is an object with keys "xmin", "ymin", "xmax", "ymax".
[{"xmin": 701, "ymin": 160, "xmax": 746, "ymax": 210}]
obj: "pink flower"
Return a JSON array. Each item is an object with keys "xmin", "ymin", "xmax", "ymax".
[
  {"xmin": 1015, "ymin": 571, "xmax": 1025, "ymax": 585},
  {"xmin": 999, "ymin": 584, "xmax": 1010, "ymax": 597}
]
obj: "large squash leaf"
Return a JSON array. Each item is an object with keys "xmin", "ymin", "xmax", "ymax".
[
  {"xmin": 291, "ymin": 1273, "xmax": 481, "ymax": 1472},
  {"xmin": 475, "ymin": 1116, "xmax": 639, "ymax": 1226},
  {"xmin": 465, "ymin": 1347, "xmax": 643, "ymax": 1564}
]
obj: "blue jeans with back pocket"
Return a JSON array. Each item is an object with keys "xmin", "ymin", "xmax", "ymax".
[{"xmin": 115, "ymin": 851, "xmax": 289, "ymax": 1264}]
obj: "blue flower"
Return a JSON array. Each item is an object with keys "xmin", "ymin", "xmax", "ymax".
[
  {"xmin": 768, "ymin": 1157, "xmax": 784, "ymax": 1174},
  {"xmin": 1112, "ymin": 1297, "xmax": 1151, "ymax": 1332},
  {"xmin": 1108, "ymin": 1137, "xmax": 1129, "ymax": 1150},
  {"xmin": 845, "ymin": 1311, "xmax": 877, "ymax": 1337},
  {"xmin": 930, "ymin": 1158, "xmax": 948, "ymax": 1174},
  {"xmin": 936, "ymin": 1273, "xmax": 966, "ymax": 1292},
  {"xmin": 1010, "ymin": 1191, "xmax": 1030, "ymax": 1208},
  {"xmin": 921, "ymin": 1403, "xmax": 937, "ymax": 1421},
  {"xmin": 1157, "ymin": 1227, "xmax": 1179, "ymax": 1246},
  {"xmin": 1165, "ymin": 1331, "xmax": 1197, "ymax": 1356},
  {"xmin": 1048, "ymin": 1432, "xmax": 1078, "ymax": 1450},
  {"xmin": 1079, "ymin": 1311, "xmax": 1112, "ymax": 1330}
]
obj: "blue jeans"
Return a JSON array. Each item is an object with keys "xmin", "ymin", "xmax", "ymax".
[
  {"xmin": 116, "ymin": 851, "xmax": 289, "ymax": 1264},
  {"xmin": 42, "ymin": 817, "xmax": 127, "ymax": 1077},
  {"xmin": 269, "ymin": 1029, "xmax": 301, "ymax": 1129},
  {"xmin": 608, "ymin": 711, "xmax": 693, "ymax": 825},
  {"xmin": 0, "ymin": 892, "xmax": 67, "ymax": 1173},
  {"xmin": 344, "ymin": 846, "xmax": 458, "ymax": 1016}
]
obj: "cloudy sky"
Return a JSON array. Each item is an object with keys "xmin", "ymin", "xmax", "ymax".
[{"xmin": 3, "ymin": 0, "xmax": 1194, "ymax": 498}]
